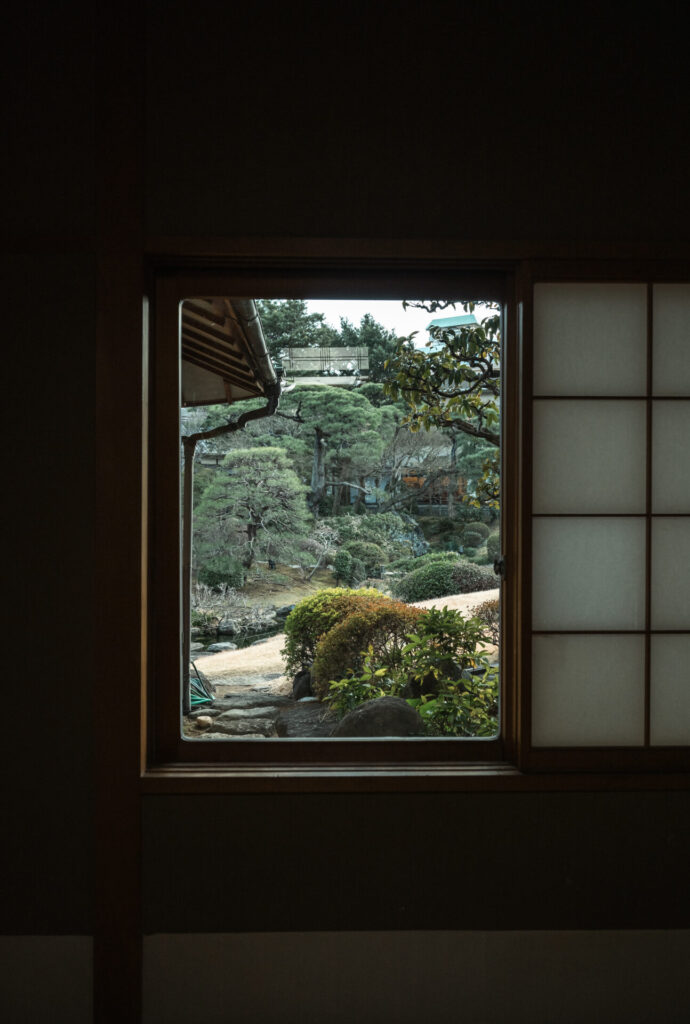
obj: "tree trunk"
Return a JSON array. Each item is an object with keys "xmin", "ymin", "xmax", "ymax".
[
  {"xmin": 309, "ymin": 426, "xmax": 326, "ymax": 515},
  {"xmin": 447, "ymin": 433, "xmax": 458, "ymax": 520},
  {"xmin": 243, "ymin": 521, "xmax": 258, "ymax": 569}
]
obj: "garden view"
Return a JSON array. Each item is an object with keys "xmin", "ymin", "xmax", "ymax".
[{"xmin": 182, "ymin": 298, "xmax": 502, "ymax": 740}]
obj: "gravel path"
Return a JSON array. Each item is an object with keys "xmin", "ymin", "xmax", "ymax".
[{"xmin": 196, "ymin": 588, "xmax": 500, "ymax": 694}]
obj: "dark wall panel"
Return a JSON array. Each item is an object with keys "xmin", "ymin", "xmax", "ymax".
[
  {"xmin": 145, "ymin": 4, "xmax": 690, "ymax": 242},
  {"xmin": 3, "ymin": 254, "xmax": 96, "ymax": 932},
  {"xmin": 3, "ymin": 5, "xmax": 95, "ymax": 238},
  {"xmin": 143, "ymin": 791, "xmax": 690, "ymax": 933}
]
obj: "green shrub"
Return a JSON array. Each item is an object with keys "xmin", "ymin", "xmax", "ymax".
[
  {"xmin": 388, "ymin": 550, "xmax": 458, "ymax": 574},
  {"xmin": 413, "ymin": 667, "xmax": 499, "ymax": 737},
  {"xmin": 463, "ymin": 546, "xmax": 478, "ymax": 558},
  {"xmin": 198, "ymin": 558, "xmax": 245, "ymax": 589},
  {"xmin": 282, "ymin": 587, "xmax": 384, "ymax": 675},
  {"xmin": 473, "ymin": 597, "xmax": 500, "ymax": 643},
  {"xmin": 333, "ymin": 549, "xmax": 353, "ymax": 585},
  {"xmin": 342, "ymin": 540, "xmax": 385, "ymax": 574},
  {"xmin": 392, "ymin": 560, "xmax": 459, "ymax": 602},
  {"xmin": 312, "ymin": 597, "xmax": 423, "ymax": 698},
  {"xmin": 486, "ymin": 534, "xmax": 500, "ymax": 561},
  {"xmin": 191, "ymin": 608, "xmax": 218, "ymax": 634},
  {"xmin": 463, "ymin": 521, "xmax": 490, "ymax": 541},
  {"xmin": 335, "ymin": 511, "xmax": 417, "ymax": 559},
  {"xmin": 327, "ymin": 647, "xmax": 399, "ymax": 716},
  {"xmin": 436, "ymin": 518, "xmax": 457, "ymax": 534},
  {"xmin": 350, "ymin": 557, "xmax": 367, "ymax": 584},
  {"xmin": 326, "ymin": 606, "xmax": 499, "ymax": 736},
  {"xmin": 450, "ymin": 561, "xmax": 497, "ymax": 594}
]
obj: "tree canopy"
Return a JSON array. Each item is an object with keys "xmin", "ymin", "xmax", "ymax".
[
  {"xmin": 383, "ymin": 301, "xmax": 501, "ymax": 506},
  {"xmin": 256, "ymin": 300, "xmax": 339, "ymax": 360},
  {"xmin": 195, "ymin": 447, "xmax": 310, "ymax": 570}
]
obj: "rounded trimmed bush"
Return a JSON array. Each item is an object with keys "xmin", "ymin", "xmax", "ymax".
[
  {"xmin": 388, "ymin": 550, "xmax": 458, "ymax": 575},
  {"xmin": 463, "ymin": 521, "xmax": 490, "ymax": 541},
  {"xmin": 282, "ymin": 587, "xmax": 384, "ymax": 675},
  {"xmin": 342, "ymin": 540, "xmax": 385, "ymax": 575},
  {"xmin": 312, "ymin": 597, "xmax": 423, "ymax": 698},
  {"xmin": 393, "ymin": 560, "xmax": 459, "ymax": 602},
  {"xmin": 463, "ymin": 546, "xmax": 478, "ymax": 558},
  {"xmin": 450, "ymin": 561, "xmax": 497, "ymax": 594},
  {"xmin": 486, "ymin": 534, "xmax": 500, "ymax": 561}
]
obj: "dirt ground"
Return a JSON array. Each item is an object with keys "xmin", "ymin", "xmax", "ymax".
[{"xmin": 197, "ymin": 588, "xmax": 500, "ymax": 695}]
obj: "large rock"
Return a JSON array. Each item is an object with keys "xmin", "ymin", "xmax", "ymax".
[
  {"xmin": 275, "ymin": 604, "xmax": 295, "ymax": 619},
  {"xmin": 209, "ymin": 716, "xmax": 278, "ymax": 737},
  {"xmin": 276, "ymin": 701, "xmax": 335, "ymax": 737},
  {"xmin": 292, "ymin": 667, "xmax": 312, "ymax": 700},
  {"xmin": 206, "ymin": 642, "xmax": 238, "ymax": 652},
  {"xmin": 215, "ymin": 706, "xmax": 282, "ymax": 722},
  {"xmin": 217, "ymin": 619, "xmax": 239, "ymax": 636},
  {"xmin": 330, "ymin": 696, "xmax": 424, "ymax": 737}
]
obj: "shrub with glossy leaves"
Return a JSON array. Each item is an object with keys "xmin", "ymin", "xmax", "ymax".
[
  {"xmin": 282, "ymin": 587, "xmax": 384, "ymax": 676},
  {"xmin": 312, "ymin": 597, "xmax": 423, "ymax": 698}
]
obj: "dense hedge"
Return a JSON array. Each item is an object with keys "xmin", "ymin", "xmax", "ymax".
[
  {"xmin": 388, "ymin": 550, "xmax": 458, "ymax": 574},
  {"xmin": 450, "ymin": 561, "xmax": 497, "ymax": 594},
  {"xmin": 312, "ymin": 598, "xmax": 423, "ymax": 698},
  {"xmin": 486, "ymin": 533, "xmax": 500, "ymax": 561},
  {"xmin": 335, "ymin": 511, "xmax": 417, "ymax": 560},
  {"xmin": 393, "ymin": 558, "xmax": 497, "ymax": 602},
  {"xmin": 392, "ymin": 560, "xmax": 459, "ymax": 602},
  {"xmin": 464, "ymin": 521, "xmax": 490, "ymax": 540},
  {"xmin": 198, "ymin": 558, "xmax": 245, "ymax": 589},
  {"xmin": 342, "ymin": 540, "xmax": 386, "ymax": 574},
  {"xmin": 282, "ymin": 587, "xmax": 384, "ymax": 675}
]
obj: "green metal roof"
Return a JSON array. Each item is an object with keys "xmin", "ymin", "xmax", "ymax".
[{"xmin": 426, "ymin": 313, "xmax": 478, "ymax": 330}]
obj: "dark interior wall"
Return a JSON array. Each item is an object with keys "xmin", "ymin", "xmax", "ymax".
[
  {"xmin": 4, "ymin": 5, "xmax": 96, "ymax": 934},
  {"xmin": 5, "ymin": 2, "xmax": 690, "ymax": 944},
  {"xmin": 141, "ymin": 4, "xmax": 690, "ymax": 935},
  {"xmin": 146, "ymin": 2, "xmax": 690, "ymax": 243}
]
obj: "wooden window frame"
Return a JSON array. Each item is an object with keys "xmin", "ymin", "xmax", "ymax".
[{"xmin": 142, "ymin": 253, "xmax": 690, "ymax": 790}]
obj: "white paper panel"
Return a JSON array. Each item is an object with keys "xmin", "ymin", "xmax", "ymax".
[
  {"xmin": 533, "ymin": 283, "xmax": 647, "ymax": 396},
  {"xmin": 650, "ymin": 635, "xmax": 690, "ymax": 745},
  {"xmin": 651, "ymin": 518, "xmax": 690, "ymax": 629},
  {"xmin": 652, "ymin": 401, "xmax": 690, "ymax": 513},
  {"xmin": 532, "ymin": 635, "xmax": 645, "ymax": 746},
  {"xmin": 653, "ymin": 284, "xmax": 690, "ymax": 396},
  {"xmin": 533, "ymin": 400, "xmax": 646, "ymax": 513},
  {"xmin": 533, "ymin": 518, "xmax": 646, "ymax": 630}
]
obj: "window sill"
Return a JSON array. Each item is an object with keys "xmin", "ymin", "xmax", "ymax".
[{"xmin": 140, "ymin": 761, "xmax": 690, "ymax": 793}]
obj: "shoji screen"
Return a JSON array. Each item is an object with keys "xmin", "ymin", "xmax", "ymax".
[{"xmin": 530, "ymin": 283, "xmax": 690, "ymax": 749}]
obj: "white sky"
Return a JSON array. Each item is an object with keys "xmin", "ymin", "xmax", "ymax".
[{"xmin": 306, "ymin": 299, "xmax": 495, "ymax": 344}]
